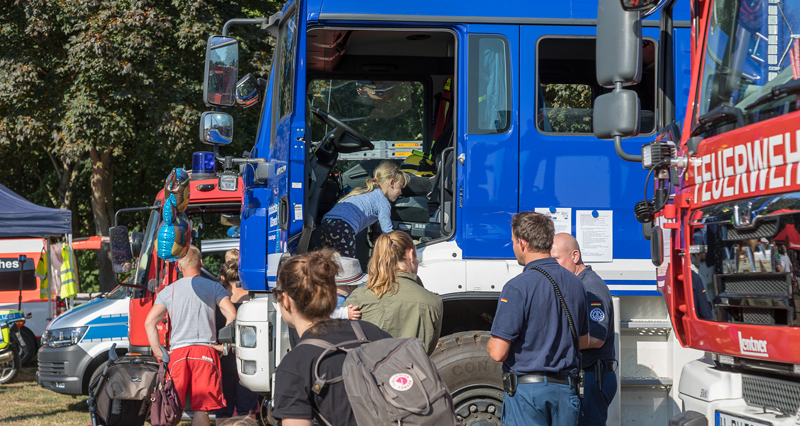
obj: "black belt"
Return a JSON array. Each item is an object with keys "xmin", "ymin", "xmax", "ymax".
[{"xmin": 517, "ymin": 372, "xmax": 575, "ymax": 387}]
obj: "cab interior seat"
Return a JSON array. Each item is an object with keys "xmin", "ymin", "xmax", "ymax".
[{"xmin": 306, "ymin": 28, "xmax": 457, "ymax": 244}]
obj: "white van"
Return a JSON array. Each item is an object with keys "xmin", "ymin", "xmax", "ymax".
[
  {"xmin": 36, "ymin": 238, "xmax": 238, "ymax": 396},
  {"xmin": 36, "ymin": 285, "xmax": 129, "ymax": 395}
]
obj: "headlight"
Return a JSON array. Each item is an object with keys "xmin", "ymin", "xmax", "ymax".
[
  {"xmin": 239, "ymin": 325, "xmax": 257, "ymax": 348},
  {"xmin": 42, "ymin": 326, "xmax": 88, "ymax": 348},
  {"xmin": 242, "ymin": 360, "xmax": 257, "ymax": 375}
]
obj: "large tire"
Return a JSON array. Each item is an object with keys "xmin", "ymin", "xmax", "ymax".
[
  {"xmin": 0, "ymin": 348, "xmax": 21, "ymax": 384},
  {"xmin": 20, "ymin": 327, "xmax": 37, "ymax": 366},
  {"xmin": 431, "ymin": 331, "xmax": 504, "ymax": 426}
]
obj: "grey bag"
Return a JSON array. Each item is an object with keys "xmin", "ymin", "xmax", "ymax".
[
  {"xmin": 298, "ymin": 321, "xmax": 459, "ymax": 426},
  {"xmin": 92, "ymin": 356, "xmax": 159, "ymax": 426}
]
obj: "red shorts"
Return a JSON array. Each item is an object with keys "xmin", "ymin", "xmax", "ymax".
[{"xmin": 168, "ymin": 345, "xmax": 225, "ymax": 412}]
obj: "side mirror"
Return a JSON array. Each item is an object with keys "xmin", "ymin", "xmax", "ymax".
[
  {"xmin": 130, "ymin": 231, "xmax": 145, "ymax": 259},
  {"xmin": 235, "ymin": 73, "xmax": 261, "ymax": 108},
  {"xmin": 199, "ymin": 111, "xmax": 234, "ymax": 145},
  {"xmin": 596, "ymin": 0, "xmax": 644, "ymax": 161},
  {"xmin": 218, "ymin": 321, "xmax": 236, "ymax": 344},
  {"xmin": 203, "ymin": 36, "xmax": 239, "ymax": 107},
  {"xmin": 593, "ymin": 89, "xmax": 641, "ymax": 139},
  {"xmin": 597, "ymin": 0, "xmax": 642, "ymax": 87},
  {"xmin": 109, "ymin": 226, "xmax": 133, "ymax": 274}
]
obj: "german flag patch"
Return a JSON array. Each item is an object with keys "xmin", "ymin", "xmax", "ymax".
[
  {"xmin": 590, "ymin": 302, "xmax": 602, "ymax": 306},
  {"xmin": 500, "ymin": 298, "xmax": 508, "ymax": 303}
]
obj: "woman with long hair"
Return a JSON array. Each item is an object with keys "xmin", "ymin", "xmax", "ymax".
[
  {"xmin": 346, "ymin": 231, "xmax": 442, "ymax": 354},
  {"xmin": 270, "ymin": 250, "xmax": 390, "ymax": 426},
  {"xmin": 320, "ymin": 161, "xmax": 408, "ymax": 257}
]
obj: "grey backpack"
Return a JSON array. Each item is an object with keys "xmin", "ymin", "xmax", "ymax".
[{"xmin": 297, "ymin": 321, "xmax": 460, "ymax": 426}]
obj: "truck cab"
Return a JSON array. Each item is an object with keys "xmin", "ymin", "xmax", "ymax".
[
  {"xmin": 122, "ymin": 177, "xmax": 243, "ymax": 356},
  {"xmin": 205, "ymin": 0, "xmax": 699, "ymax": 424}
]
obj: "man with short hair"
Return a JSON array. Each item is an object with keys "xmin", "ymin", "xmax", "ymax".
[
  {"xmin": 145, "ymin": 245, "xmax": 237, "ymax": 426},
  {"xmin": 552, "ymin": 233, "xmax": 617, "ymax": 426},
  {"xmin": 488, "ymin": 212, "xmax": 589, "ymax": 426}
]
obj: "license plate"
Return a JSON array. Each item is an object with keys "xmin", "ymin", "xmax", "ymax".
[{"xmin": 716, "ymin": 411, "xmax": 772, "ymax": 426}]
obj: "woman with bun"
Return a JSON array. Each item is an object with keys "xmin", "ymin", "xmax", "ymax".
[{"xmin": 270, "ymin": 250, "xmax": 390, "ymax": 426}]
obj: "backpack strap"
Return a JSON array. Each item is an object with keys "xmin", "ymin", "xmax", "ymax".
[
  {"xmin": 295, "ymin": 321, "xmax": 371, "ymax": 395},
  {"xmin": 529, "ymin": 265, "xmax": 584, "ymax": 398},
  {"xmin": 350, "ymin": 320, "xmax": 368, "ymax": 341}
]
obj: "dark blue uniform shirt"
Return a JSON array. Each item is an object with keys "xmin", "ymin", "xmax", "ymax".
[
  {"xmin": 490, "ymin": 258, "xmax": 589, "ymax": 375},
  {"xmin": 577, "ymin": 265, "xmax": 616, "ymax": 367}
]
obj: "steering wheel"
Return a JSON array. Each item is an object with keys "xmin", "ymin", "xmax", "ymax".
[{"xmin": 309, "ymin": 106, "xmax": 374, "ymax": 152}]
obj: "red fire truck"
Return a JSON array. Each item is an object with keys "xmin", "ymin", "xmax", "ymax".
[{"xmin": 596, "ymin": 0, "xmax": 800, "ymax": 424}]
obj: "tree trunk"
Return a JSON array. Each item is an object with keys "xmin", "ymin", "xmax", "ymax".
[{"xmin": 90, "ymin": 147, "xmax": 115, "ymax": 292}]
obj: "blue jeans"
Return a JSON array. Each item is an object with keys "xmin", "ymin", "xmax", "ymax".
[
  {"xmin": 501, "ymin": 381, "xmax": 580, "ymax": 426},
  {"xmin": 577, "ymin": 370, "xmax": 617, "ymax": 426}
]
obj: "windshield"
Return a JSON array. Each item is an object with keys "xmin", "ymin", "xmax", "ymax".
[
  {"xmin": 308, "ymin": 80, "xmax": 423, "ymax": 143},
  {"xmin": 105, "ymin": 285, "xmax": 128, "ymax": 300},
  {"xmin": 133, "ymin": 207, "xmax": 159, "ymax": 288},
  {"xmin": 698, "ymin": 0, "xmax": 800, "ymax": 131}
]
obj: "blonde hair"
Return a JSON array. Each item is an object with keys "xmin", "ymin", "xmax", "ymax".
[
  {"xmin": 367, "ymin": 231, "xmax": 415, "ymax": 298},
  {"xmin": 178, "ymin": 245, "xmax": 201, "ymax": 271},
  {"xmin": 339, "ymin": 161, "xmax": 408, "ymax": 202},
  {"xmin": 218, "ymin": 416, "xmax": 258, "ymax": 426},
  {"xmin": 224, "ymin": 249, "xmax": 239, "ymax": 263}
]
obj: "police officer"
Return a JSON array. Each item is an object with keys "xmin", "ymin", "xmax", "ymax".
[
  {"xmin": 488, "ymin": 212, "xmax": 589, "ymax": 426},
  {"xmin": 551, "ymin": 233, "xmax": 617, "ymax": 426}
]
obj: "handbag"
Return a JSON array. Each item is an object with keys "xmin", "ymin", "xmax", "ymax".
[{"xmin": 149, "ymin": 360, "xmax": 182, "ymax": 426}]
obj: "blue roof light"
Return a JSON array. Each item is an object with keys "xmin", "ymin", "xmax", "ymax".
[{"xmin": 192, "ymin": 152, "xmax": 217, "ymax": 180}]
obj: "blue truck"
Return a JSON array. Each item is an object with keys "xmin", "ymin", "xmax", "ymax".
[{"xmin": 198, "ymin": 0, "xmax": 697, "ymax": 424}]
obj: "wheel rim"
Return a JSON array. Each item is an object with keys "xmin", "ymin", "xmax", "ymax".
[
  {"xmin": 0, "ymin": 359, "xmax": 16, "ymax": 382},
  {"xmin": 451, "ymin": 384, "xmax": 504, "ymax": 426}
]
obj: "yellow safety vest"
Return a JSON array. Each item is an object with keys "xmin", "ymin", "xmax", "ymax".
[
  {"xmin": 35, "ymin": 252, "xmax": 49, "ymax": 300},
  {"xmin": 60, "ymin": 245, "xmax": 77, "ymax": 299}
]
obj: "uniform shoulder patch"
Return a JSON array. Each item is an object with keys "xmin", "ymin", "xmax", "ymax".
[{"xmin": 590, "ymin": 307, "xmax": 605, "ymax": 322}]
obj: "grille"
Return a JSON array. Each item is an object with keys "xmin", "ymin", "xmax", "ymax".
[
  {"xmin": 37, "ymin": 360, "xmax": 66, "ymax": 376},
  {"xmin": 742, "ymin": 374, "xmax": 800, "ymax": 415},
  {"xmin": 720, "ymin": 275, "xmax": 790, "ymax": 297},
  {"xmin": 724, "ymin": 221, "xmax": 778, "ymax": 241},
  {"xmin": 742, "ymin": 308, "xmax": 775, "ymax": 325}
]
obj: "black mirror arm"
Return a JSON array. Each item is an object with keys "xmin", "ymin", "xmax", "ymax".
[
  {"xmin": 115, "ymin": 206, "xmax": 159, "ymax": 227},
  {"xmin": 614, "ymin": 135, "xmax": 642, "ymax": 162}
]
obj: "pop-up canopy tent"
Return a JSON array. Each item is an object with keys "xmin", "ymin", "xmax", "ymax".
[
  {"xmin": 0, "ymin": 183, "xmax": 73, "ymax": 315},
  {"xmin": 774, "ymin": 223, "xmax": 800, "ymax": 250},
  {"xmin": 0, "ymin": 184, "xmax": 71, "ymax": 237}
]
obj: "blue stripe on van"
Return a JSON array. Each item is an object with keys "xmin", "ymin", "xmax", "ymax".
[{"xmin": 82, "ymin": 324, "xmax": 129, "ymax": 342}]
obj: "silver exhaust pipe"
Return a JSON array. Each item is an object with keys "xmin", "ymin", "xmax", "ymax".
[{"xmin": 0, "ymin": 350, "xmax": 14, "ymax": 364}]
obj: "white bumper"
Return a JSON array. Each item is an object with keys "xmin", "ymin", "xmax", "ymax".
[{"xmin": 678, "ymin": 359, "xmax": 800, "ymax": 426}]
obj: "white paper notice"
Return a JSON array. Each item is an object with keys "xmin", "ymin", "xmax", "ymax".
[
  {"xmin": 535, "ymin": 208, "xmax": 572, "ymax": 235},
  {"xmin": 576, "ymin": 210, "xmax": 613, "ymax": 262}
]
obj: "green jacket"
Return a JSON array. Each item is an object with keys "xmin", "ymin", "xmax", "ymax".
[{"xmin": 347, "ymin": 271, "xmax": 442, "ymax": 354}]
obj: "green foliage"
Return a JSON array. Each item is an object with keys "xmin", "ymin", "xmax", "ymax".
[
  {"xmin": 541, "ymin": 83, "xmax": 593, "ymax": 133},
  {"xmin": 0, "ymin": 0, "xmax": 279, "ymax": 291}
]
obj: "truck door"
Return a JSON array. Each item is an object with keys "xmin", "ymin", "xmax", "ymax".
[
  {"xmin": 272, "ymin": 1, "xmax": 305, "ymax": 238},
  {"xmin": 459, "ymin": 25, "xmax": 520, "ymax": 259},
  {"xmin": 518, "ymin": 25, "xmax": 659, "ymax": 285},
  {"xmin": 262, "ymin": 1, "xmax": 306, "ymax": 288}
]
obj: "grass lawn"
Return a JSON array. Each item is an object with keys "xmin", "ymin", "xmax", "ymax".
[
  {"xmin": 1, "ymin": 366, "xmax": 197, "ymax": 426},
  {"xmin": 1, "ymin": 366, "xmax": 92, "ymax": 426}
]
